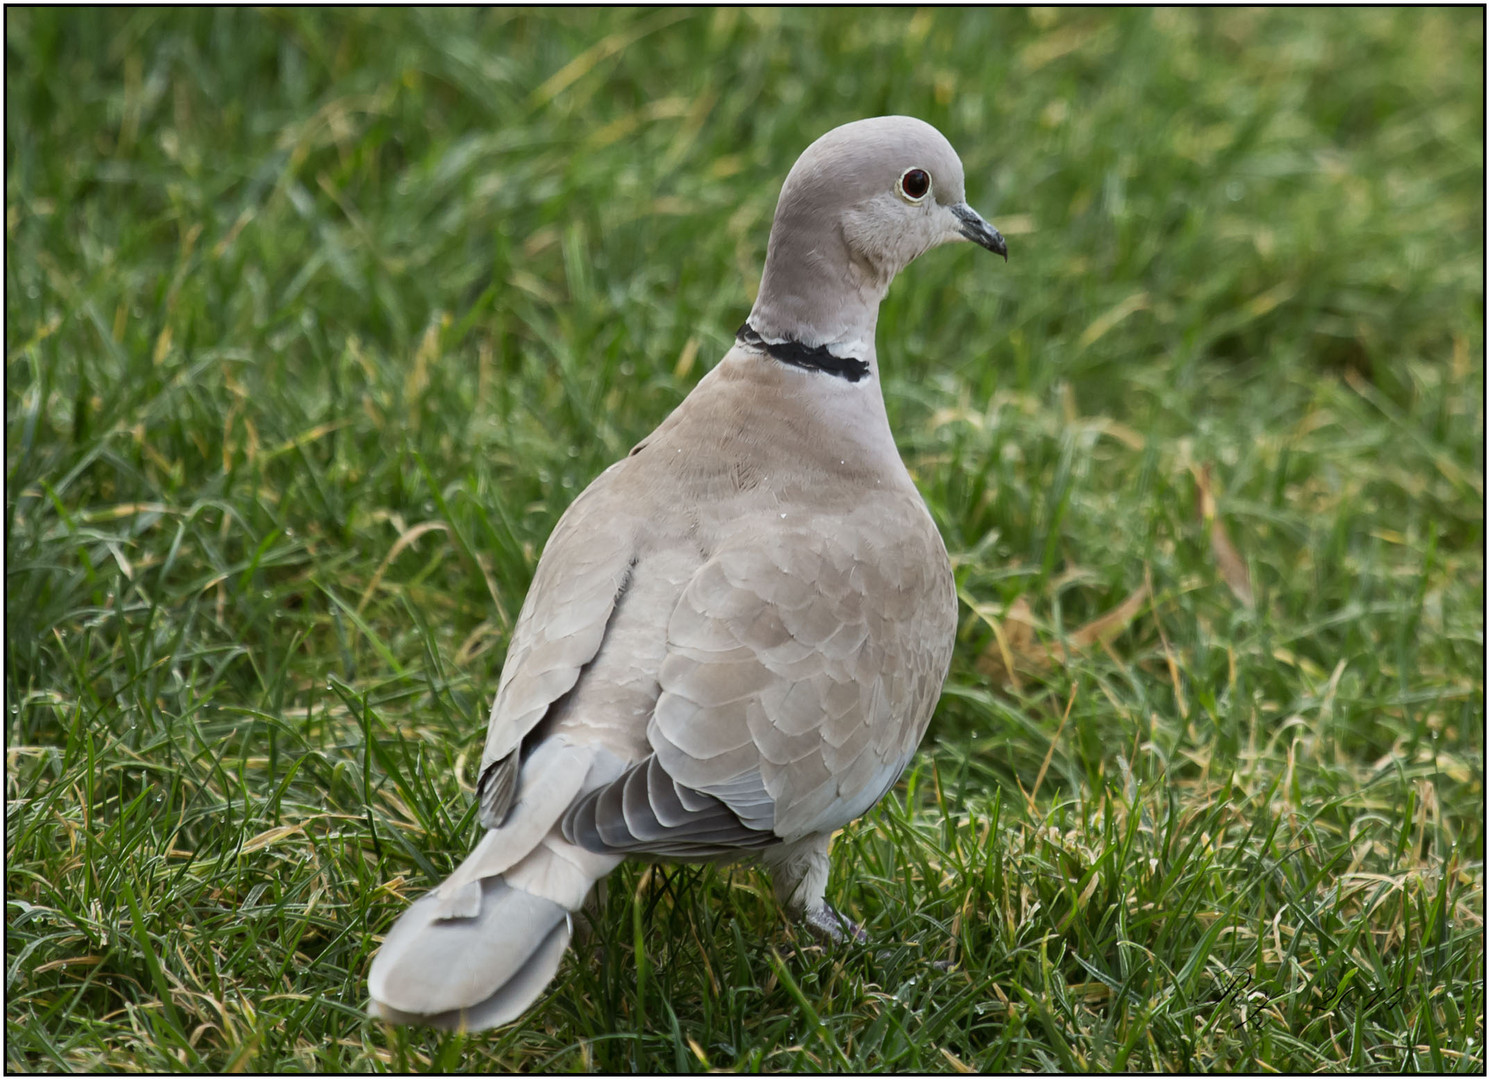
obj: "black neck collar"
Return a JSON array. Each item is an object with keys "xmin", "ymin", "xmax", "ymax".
[{"xmin": 736, "ymin": 322, "xmax": 871, "ymax": 383}]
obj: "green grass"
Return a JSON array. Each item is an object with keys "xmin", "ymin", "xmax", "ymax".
[{"xmin": 6, "ymin": 7, "xmax": 1483, "ymax": 1072}]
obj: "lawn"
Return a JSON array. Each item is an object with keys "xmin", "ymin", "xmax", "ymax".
[{"xmin": 5, "ymin": 7, "xmax": 1484, "ymax": 1072}]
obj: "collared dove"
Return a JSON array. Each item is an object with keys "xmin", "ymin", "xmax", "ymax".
[{"xmin": 367, "ymin": 115, "xmax": 1007, "ymax": 1031}]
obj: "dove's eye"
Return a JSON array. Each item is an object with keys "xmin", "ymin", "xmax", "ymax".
[{"xmin": 897, "ymin": 168, "xmax": 931, "ymax": 202}]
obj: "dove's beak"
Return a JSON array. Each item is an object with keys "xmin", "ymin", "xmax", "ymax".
[{"xmin": 951, "ymin": 203, "xmax": 1008, "ymax": 261}]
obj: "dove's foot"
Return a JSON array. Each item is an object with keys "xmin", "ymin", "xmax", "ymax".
[
  {"xmin": 765, "ymin": 833, "xmax": 869, "ymax": 945},
  {"xmin": 802, "ymin": 902, "xmax": 869, "ymax": 945}
]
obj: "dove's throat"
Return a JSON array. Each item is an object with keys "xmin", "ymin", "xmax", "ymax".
[{"xmin": 747, "ymin": 201, "xmax": 888, "ymax": 365}]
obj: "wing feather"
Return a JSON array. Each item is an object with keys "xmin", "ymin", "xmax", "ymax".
[
  {"xmin": 550, "ymin": 497, "xmax": 954, "ymax": 858},
  {"xmin": 561, "ymin": 756, "xmax": 776, "ymax": 856},
  {"xmin": 474, "ymin": 483, "xmax": 639, "ymax": 826},
  {"xmin": 648, "ymin": 505, "xmax": 956, "ymax": 842}
]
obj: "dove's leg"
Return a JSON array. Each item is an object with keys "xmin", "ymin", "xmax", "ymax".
[{"xmin": 763, "ymin": 833, "xmax": 867, "ymax": 944}]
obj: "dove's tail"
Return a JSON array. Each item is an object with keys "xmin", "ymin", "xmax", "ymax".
[{"xmin": 367, "ymin": 739, "xmax": 624, "ymax": 1031}]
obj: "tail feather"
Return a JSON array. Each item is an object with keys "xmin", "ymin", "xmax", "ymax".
[
  {"xmin": 367, "ymin": 739, "xmax": 627, "ymax": 1031},
  {"xmin": 505, "ymin": 833, "xmax": 620, "ymax": 910},
  {"xmin": 370, "ymin": 910, "xmax": 573, "ymax": 1031},
  {"xmin": 433, "ymin": 737, "xmax": 594, "ymax": 910},
  {"xmin": 368, "ymin": 878, "xmax": 569, "ymax": 1020}
]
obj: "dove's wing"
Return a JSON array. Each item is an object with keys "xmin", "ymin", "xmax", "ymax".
[
  {"xmin": 562, "ymin": 497, "xmax": 956, "ymax": 858},
  {"xmin": 473, "ymin": 473, "xmax": 641, "ymax": 827}
]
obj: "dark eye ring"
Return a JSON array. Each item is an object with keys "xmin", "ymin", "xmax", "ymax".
[{"xmin": 898, "ymin": 167, "xmax": 931, "ymax": 202}]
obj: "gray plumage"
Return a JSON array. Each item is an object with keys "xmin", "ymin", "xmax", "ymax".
[{"xmin": 367, "ymin": 115, "xmax": 1006, "ymax": 1031}]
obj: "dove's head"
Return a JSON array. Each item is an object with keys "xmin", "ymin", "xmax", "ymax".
[{"xmin": 748, "ymin": 116, "xmax": 1005, "ymax": 355}]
